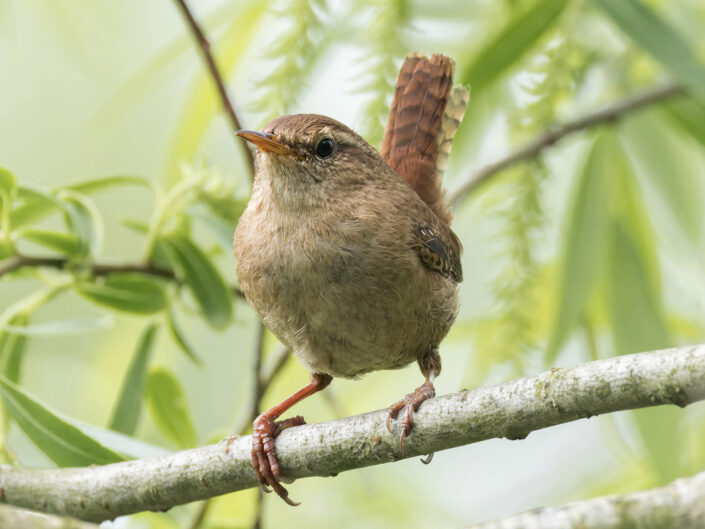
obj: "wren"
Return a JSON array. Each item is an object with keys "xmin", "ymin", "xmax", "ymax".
[{"xmin": 234, "ymin": 53, "xmax": 468, "ymax": 505}]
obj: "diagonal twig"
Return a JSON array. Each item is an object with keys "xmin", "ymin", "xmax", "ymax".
[
  {"xmin": 172, "ymin": 0, "xmax": 255, "ymax": 177},
  {"xmin": 448, "ymin": 83, "xmax": 685, "ymax": 204}
]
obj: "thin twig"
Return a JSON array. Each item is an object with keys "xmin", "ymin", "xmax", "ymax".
[
  {"xmin": 249, "ymin": 322, "xmax": 267, "ymax": 529},
  {"xmin": 448, "ymin": 83, "xmax": 685, "ymax": 204},
  {"xmin": 2, "ymin": 344, "xmax": 702, "ymax": 522},
  {"xmin": 187, "ymin": 336, "xmax": 290, "ymax": 529},
  {"xmin": 172, "ymin": 0, "xmax": 255, "ymax": 177},
  {"xmin": 0, "ymin": 254, "xmax": 245, "ymax": 298}
]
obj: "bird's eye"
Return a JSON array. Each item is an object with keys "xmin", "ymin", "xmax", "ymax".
[{"xmin": 315, "ymin": 138, "xmax": 334, "ymax": 159}]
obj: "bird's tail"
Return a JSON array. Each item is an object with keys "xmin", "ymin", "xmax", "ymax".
[{"xmin": 381, "ymin": 53, "xmax": 469, "ymax": 225}]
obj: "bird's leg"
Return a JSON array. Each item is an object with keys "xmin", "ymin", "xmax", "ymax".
[
  {"xmin": 252, "ymin": 372, "xmax": 332, "ymax": 506},
  {"xmin": 386, "ymin": 349, "xmax": 440, "ymax": 451}
]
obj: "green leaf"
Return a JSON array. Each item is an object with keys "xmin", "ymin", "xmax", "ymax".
[
  {"xmin": 546, "ymin": 135, "xmax": 611, "ymax": 363},
  {"xmin": 162, "ymin": 235, "xmax": 232, "ymax": 329},
  {"xmin": 0, "ymin": 375, "xmax": 124, "ymax": 466},
  {"xmin": 1, "ymin": 315, "xmax": 113, "ymax": 336},
  {"xmin": 461, "ymin": 0, "xmax": 567, "ymax": 92},
  {"xmin": 593, "ymin": 0, "xmax": 705, "ymax": 100},
  {"xmin": 77, "ymin": 273, "xmax": 168, "ymax": 315},
  {"xmin": 0, "ymin": 167, "xmax": 16, "ymax": 194},
  {"xmin": 145, "ymin": 367, "xmax": 197, "ymax": 449},
  {"xmin": 63, "ymin": 175, "xmax": 151, "ymax": 195},
  {"xmin": 70, "ymin": 419, "xmax": 168, "ymax": 459},
  {"xmin": 0, "ymin": 314, "xmax": 28, "ymax": 383},
  {"xmin": 663, "ymin": 97, "xmax": 705, "ymax": 150},
  {"xmin": 10, "ymin": 187, "xmax": 60, "ymax": 228},
  {"xmin": 620, "ymin": 112, "xmax": 703, "ymax": 244},
  {"xmin": 166, "ymin": 309, "xmax": 204, "ymax": 367},
  {"xmin": 0, "ymin": 314, "xmax": 28, "ymax": 455},
  {"xmin": 58, "ymin": 191, "xmax": 102, "ymax": 257},
  {"xmin": 607, "ymin": 224, "xmax": 670, "ymax": 357},
  {"xmin": 109, "ymin": 324, "xmax": 159, "ymax": 435},
  {"xmin": 602, "ymin": 139, "xmax": 678, "ymax": 484},
  {"xmin": 19, "ymin": 229, "xmax": 81, "ymax": 256}
]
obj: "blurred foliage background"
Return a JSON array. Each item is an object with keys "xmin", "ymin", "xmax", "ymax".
[{"xmin": 1, "ymin": 0, "xmax": 705, "ymax": 527}]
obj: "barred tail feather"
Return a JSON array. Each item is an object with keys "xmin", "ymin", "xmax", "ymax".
[{"xmin": 381, "ymin": 53, "xmax": 467, "ymax": 226}]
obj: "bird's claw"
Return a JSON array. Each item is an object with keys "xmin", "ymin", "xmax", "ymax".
[
  {"xmin": 386, "ymin": 380, "xmax": 436, "ymax": 452},
  {"xmin": 251, "ymin": 414, "xmax": 306, "ymax": 506}
]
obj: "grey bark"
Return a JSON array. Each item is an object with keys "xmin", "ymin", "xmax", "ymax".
[
  {"xmin": 467, "ymin": 470, "xmax": 705, "ymax": 529},
  {"xmin": 0, "ymin": 344, "xmax": 702, "ymax": 522}
]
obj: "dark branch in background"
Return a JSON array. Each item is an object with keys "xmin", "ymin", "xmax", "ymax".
[
  {"xmin": 448, "ymin": 83, "xmax": 684, "ymax": 204},
  {"xmin": 1, "ymin": 345, "xmax": 702, "ymax": 523},
  {"xmin": 0, "ymin": 254, "xmax": 245, "ymax": 298},
  {"xmin": 468, "ymin": 470, "xmax": 705, "ymax": 529},
  {"xmin": 172, "ymin": 0, "xmax": 255, "ymax": 177},
  {"xmin": 249, "ymin": 322, "xmax": 266, "ymax": 529}
]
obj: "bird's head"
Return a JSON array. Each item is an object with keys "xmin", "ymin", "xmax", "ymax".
[{"xmin": 237, "ymin": 114, "xmax": 386, "ymax": 210}]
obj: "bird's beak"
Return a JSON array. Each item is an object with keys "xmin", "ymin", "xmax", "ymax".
[{"xmin": 236, "ymin": 130, "xmax": 298, "ymax": 156}]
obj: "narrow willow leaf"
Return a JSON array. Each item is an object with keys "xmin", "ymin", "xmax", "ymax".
[
  {"xmin": 63, "ymin": 175, "xmax": 151, "ymax": 195},
  {"xmin": 77, "ymin": 273, "xmax": 168, "ymax": 315},
  {"xmin": 461, "ymin": 0, "xmax": 567, "ymax": 92},
  {"xmin": 603, "ymin": 139, "xmax": 678, "ymax": 484},
  {"xmin": 607, "ymin": 225, "xmax": 670, "ymax": 355},
  {"xmin": 620, "ymin": 112, "xmax": 703, "ymax": 244},
  {"xmin": 593, "ymin": 0, "xmax": 705, "ymax": 100},
  {"xmin": 1, "ymin": 315, "xmax": 113, "ymax": 336},
  {"xmin": 0, "ymin": 167, "xmax": 16, "ymax": 194},
  {"xmin": 145, "ymin": 367, "xmax": 197, "ymax": 449},
  {"xmin": 109, "ymin": 324, "xmax": 159, "ymax": 435},
  {"xmin": 70, "ymin": 419, "xmax": 168, "ymax": 459},
  {"xmin": 166, "ymin": 309, "xmax": 204, "ymax": 367},
  {"xmin": 58, "ymin": 192, "xmax": 102, "ymax": 257},
  {"xmin": 10, "ymin": 187, "xmax": 60, "ymax": 228},
  {"xmin": 0, "ymin": 376, "xmax": 124, "ymax": 466},
  {"xmin": 0, "ymin": 314, "xmax": 28, "ymax": 451},
  {"xmin": 19, "ymin": 229, "xmax": 81, "ymax": 256},
  {"xmin": 545, "ymin": 135, "xmax": 610, "ymax": 363},
  {"xmin": 162, "ymin": 235, "xmax": 232, "ymax": 329},
  {"xmin": 0, "ymin": 314, "xmax": 28, "ymax": 383},
  {"xmin": 663, "ymin": 97, "xmax": 705, "ymax": 150}
]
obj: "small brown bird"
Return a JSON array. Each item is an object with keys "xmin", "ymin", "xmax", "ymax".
[{"xmin": 234, "ymin": 53, "xmax": 468, "ymax": 505}]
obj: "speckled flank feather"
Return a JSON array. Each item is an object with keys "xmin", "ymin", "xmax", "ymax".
[{"xmin": 381, "ymin": 53, "xmax": 458, "ymax": 226}]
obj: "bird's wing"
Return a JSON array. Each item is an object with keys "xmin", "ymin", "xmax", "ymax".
[{"xmin": 414, "ymin": 223, "xmax": 463, "ymax": 283}]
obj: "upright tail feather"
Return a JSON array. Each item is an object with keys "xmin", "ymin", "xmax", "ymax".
[{"xmin": 381, "ymin": 53, "xmax": 468, "ymax": 226}]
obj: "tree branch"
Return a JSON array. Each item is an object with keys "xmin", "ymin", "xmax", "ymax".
[
  {"xmin": 468, "ymin": 470, "xmax": 705, "ymax": 528},
  {"xmin": 0, "ymin": 345, "xmax": 702, "ymax": 522},
  {"xmin": 0, "ymin": 254, "xmax": 245, "ymax": 298},
  {"xmin": 447, "ymin": 83, "xmax": 685, "ymax": 205},
  {"xmin": 172, "ymin": 0, "xmax": 255, "ymax": 177}
]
